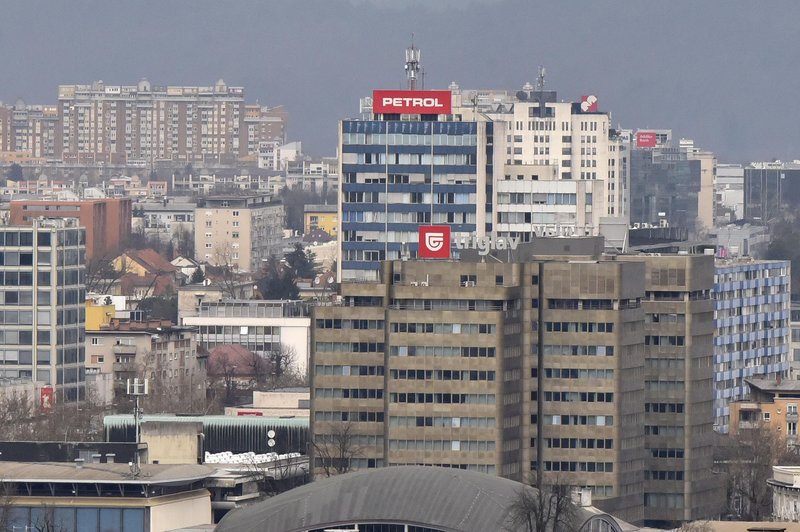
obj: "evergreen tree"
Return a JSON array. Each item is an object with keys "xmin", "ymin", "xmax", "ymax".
[{"xmin": 190, "ymin": 267, "xmax": 205, "ymax": 284}]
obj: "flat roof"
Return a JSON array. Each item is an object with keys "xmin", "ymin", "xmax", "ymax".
[{"xmin": 0, "ymin": 462, "xmax": 214, "ymax": 486}]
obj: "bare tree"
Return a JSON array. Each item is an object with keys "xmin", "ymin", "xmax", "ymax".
[
  {"xmin": 31, "ymin": 502, "xmax": 69, "ymax": 532},
  {"xmin": 723, "ymin": 423, "xmax": 800, "ymax": 520},
  {"xmin": 268, "ymin": 343, "xmax": 300, "ymax": 383},
  {"xmin": 505, "ymin": 473, "xmax": 578, "ymax": 532},
  {"xmin": 312, "ymin": 421, "xmax": 363, "ymax": 478},
  {"xmin": 85, "ymin": 253, "xmax": 131, "ymax": 294}
]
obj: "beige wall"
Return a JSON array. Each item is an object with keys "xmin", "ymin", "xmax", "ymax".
[
  {"xmin": 148, "ymin": 490, "xmax": 213, "ymax": 532},
  {"xmin": 141, "ymin": 421, "xmax": 202, "ymax": 465}
]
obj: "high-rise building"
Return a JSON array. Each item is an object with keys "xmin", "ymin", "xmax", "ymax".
[
  {"xmin": 312, "ymin": 239, "xmax": 723, "ymax": 524},
  {"xmin": 0, "ymin": 219, "xmax": 86, "ymax": 401},
  {"xmin": 712, "ymin": 258, "xmax": 791, "ymax": 433},
  {"xmin": 617, "ymin": 254, "xmax": 721, "ymax": 526},
  {"xmin": 194, "ymin": 193, "xmax": 284, "ymax": 273},
  {"xmin": 743, "ymin": 160, "xmax": 800, "ymax": 223},
  {"xmin": 9, "ymin": 197, "xmax": 132, "ymax": 261},
  {"xmin": 339, "ymin": 79, "xmax": 629, "ymax": 280},
  {"xmin": 57, "ymin": 79, "xmax": 245, "ymax": 164}
]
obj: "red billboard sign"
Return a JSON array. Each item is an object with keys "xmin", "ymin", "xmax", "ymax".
[
  {"xmin": 237, "ymin": 410, "xmax": 264, "ymax": 417},
  {"xmin": 580, "ymin": 95, "xmax": 598, "ymax": 112},
  {"xmin": 373, "ymin": 90, "xmax": 451, "ymax": 115},
  {"xmin": 636, "ymin": 131, "xmax": 658, "ymax": 148},
  {"xmin": 418, "ymin": 225, "xmax": 451, "ymax": 259}
]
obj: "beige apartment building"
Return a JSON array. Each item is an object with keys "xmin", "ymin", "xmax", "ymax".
[
  {"xmin": 194, "ymin": 194, "xmax": 284, "ymax": 273},
  {"xmin": 311, "ymin": 242, "xmax": 722, "ymax": 526}
]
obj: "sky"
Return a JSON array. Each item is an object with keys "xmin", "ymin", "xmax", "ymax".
[{"xmin": 1, "ymin": 0, "xmax": 798, "ymax": 162}]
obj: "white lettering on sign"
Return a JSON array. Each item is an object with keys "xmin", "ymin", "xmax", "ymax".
[
  {"xmin": 382, "ymin": 97, "xmax": 445, "ymax": 108},
  {"xmin": 455, "ymin": 235, "xmax": 521, "ymax": 256}
]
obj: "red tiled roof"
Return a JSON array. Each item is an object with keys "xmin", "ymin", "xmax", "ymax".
[{"xmin": 124, "ymin": 248, "xmax": 178, "ymax": 274}]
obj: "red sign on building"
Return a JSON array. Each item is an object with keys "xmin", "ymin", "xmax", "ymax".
[
  {"xmin": 636, "ymin": 131, "xmax": 658, "ymax": 148},
  {"xmin": 40, "ymin": 386, "xmax": 54, "ymax": 412},
  {"xmin": 373, "ymin": 90, "xmax": 452, "ymax": 115},
  {"xmin": 418, "ymin": 225, "xmax": 451, "ymax": 259},
  {"xmin": 580, "ymin": 95, "xmax": 598, "ymax": 113}
]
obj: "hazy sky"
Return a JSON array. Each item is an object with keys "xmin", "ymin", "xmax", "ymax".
[{"xmin": 1, "ymin": 0, "xmax": 798, "ymax": 162}]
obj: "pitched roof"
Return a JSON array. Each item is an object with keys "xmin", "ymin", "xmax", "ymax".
[{"xmin": 124, "ymin": 248, "xmax": 178, "ymax": 274}]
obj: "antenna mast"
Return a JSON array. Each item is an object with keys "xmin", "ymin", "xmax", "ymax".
[
  {"xmin": 405, "ymin": 36, "xmax": 421, "ymax": 90},
  {"xmin": 536, "ymin": 65, "xmax": 547, "ymax": 118}
]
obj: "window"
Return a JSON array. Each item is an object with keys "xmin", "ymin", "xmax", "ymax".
[
  {"xmin": 232, "ymin": 210, "xmax": 240, "ymax": 216},
  {"xmin": 91, "ymin": 338, "xmax": 100, "ymax": 345},
  {"xmin": 764, "ymin": 412, "xmax": 771, "ymax": 422}
]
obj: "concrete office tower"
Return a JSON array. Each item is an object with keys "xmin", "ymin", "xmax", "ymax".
[
  {"xmin": 712, "ymin": 259, "xmax": 791, "ymax": 433},
  {"xmin": 313, "ymin": 240, "xmax": 646, "ymax": 523},
  {"xmin": 194, "ymin": 193, "xmax": 284, "ymax": 274},
  {"xmin": 619, "ymin": 254, "xmax": 721, "ymax": 526},
  {"xmin": 0, "ymin": 219, "xmax": 86, "ymax": 401}
]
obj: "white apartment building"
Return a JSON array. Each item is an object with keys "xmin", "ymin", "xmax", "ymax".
[{"xmin": 453, "ymin": 85, "xmax": 629, "ymax": 238}]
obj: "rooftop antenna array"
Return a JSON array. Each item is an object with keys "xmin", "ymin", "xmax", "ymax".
[
  {"xmin": 536, "ymin": 65, "xmax": 547, "ymax": 118},
  {"xmin": 405, "ymin": 35, "xmax": 421, "ymax": 90}
]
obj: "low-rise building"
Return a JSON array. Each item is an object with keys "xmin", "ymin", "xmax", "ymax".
[
  {"xmin": 729, "ymin": 377, "xmax": 800, "ymax": 444},
  {"xmin": 303, "ymin": 204, "xmax": 337, "ymax": 237}
]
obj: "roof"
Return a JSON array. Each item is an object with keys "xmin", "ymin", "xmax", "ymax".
[
  {"xmin": 745, "ymin": 377, "xmax": 800, "ymax": 394},
  {"xmin": 303, "ymin": 204, "xmax": 336, "ymax": 213},
  {"xmin": 103, "ymin": 414, "xmax": 308, "ymax": 429},
  {"xmin": 123, "ymin": 248, "xmax": 178, "ymax": 274},
  {"xmin": 0, "ymin": 462, "xmax": 214, "ymax": 486},
  {"xmin": 215, "ymin": 466, "xmax": 622, "ymax": 532}
]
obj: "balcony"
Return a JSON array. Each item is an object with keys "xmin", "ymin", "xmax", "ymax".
[{"xmin": 113, "ymin": 344, "xmax": 137, "ymax": 355}]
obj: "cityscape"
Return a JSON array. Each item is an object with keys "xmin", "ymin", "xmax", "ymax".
[{"xmin": 3, "ymin": 1, "xmax": 800, "ymax": 531}]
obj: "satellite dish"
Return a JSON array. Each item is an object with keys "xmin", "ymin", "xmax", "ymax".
[
  {"xmin": 515, "ymin": 91, "xmax": 528, "ymax": 101},
  {"xmin": 268, "ymin": 439, "xmax": 276, "ymax": 448},
  {"xmin": 267, "ymin": 430, "xmax": 276, "ymax": 438}
]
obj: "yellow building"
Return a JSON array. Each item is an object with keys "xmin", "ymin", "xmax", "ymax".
[
  {"xmin": 85, "ymin": 298, "xmax": 116, "ymax": 331},
  {"xmin": 303, "ymin": 204, "xmax": 337, "ymax": 237},
  {"xmin": 729, "ymin": 377, "xmax": 800, "ymax": 444}
]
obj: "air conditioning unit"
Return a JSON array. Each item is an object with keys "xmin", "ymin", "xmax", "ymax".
[
  {"xmin": 419, "ymin": 281, "xmax": 429, "ymax": 287},
  {"xmin": 410, "ymin": 281, "xmax": 419, "ymax": 286}
]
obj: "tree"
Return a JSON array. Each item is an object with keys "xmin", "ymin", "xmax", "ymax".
[
  {"xmin": 85, "ymin": 256, "xmax": 129, "ymax": 295},
  {"xmin": 173, "ymin": 225, "xmax": 195, "ymax": 258},
  {"xmin": 266, "ymin": 344, "xmax": 304, "ymax": 386},
  {"xmin": 505, "ymin": 473, "xmax": 578, "ymax": 532},
  {"xmin": 189, "ymin": 267, "xmax": 205, "ymax": 284},
  {"xmin": 284, "ymin": 243, "xmax": 316, "ymax": 279},
  {"xmin": 137, "ymin": 295, "xmax": 178, "ymax": 322},
  {"xmin": 6, "ymin": 163, "xmax": 23, "ymax": 182},
  {"xmin": 312, "ymin": 421, "xmax": 363, "ymax": 478},
  {"xmin": 256, "ymin": 255, "xmax": 299, "ymax": 300},
  {"xmin": 676, "ymin": 521, "xmax": 714, "ymax": 532},
  {"xmin": 723, "ymin": 423, "xmax": 800, "ymax": 520}
]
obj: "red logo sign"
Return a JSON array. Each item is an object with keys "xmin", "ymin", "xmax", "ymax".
[
  {"xmin": 418, "ymin": 226, "xmax": 451, "ymax": 259},
  {"xmin": 40, "ymin": 386, "xmax": 54, "ymax": 412},
  {"xmin": 580, "ymin": 95, "xmax": 598, "ymax": 112},
  {"xmin": 373, "ymin": 90, "xmax": 452, "ymax": 115},
  {"xmin": 636, "ymin": 131, "xmax": 657, "ymax": 148}
]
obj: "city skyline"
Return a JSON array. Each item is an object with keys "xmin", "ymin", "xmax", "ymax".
[{"xmin": 2, "ymin": 0, "xmax": 800, "ymax": 161}]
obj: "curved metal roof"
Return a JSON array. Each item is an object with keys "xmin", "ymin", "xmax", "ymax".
[{"xmin": 215, "ymin": 466, "xmax": 622, "ymax": 532}]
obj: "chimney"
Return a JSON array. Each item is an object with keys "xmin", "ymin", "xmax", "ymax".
[
  {"xmin": 91, "ymin": 454, "xmax": 102, "ymax": 464},
  {"xmin": 74, "ymin": 458, "xmax": 84, "ymax": 469}
]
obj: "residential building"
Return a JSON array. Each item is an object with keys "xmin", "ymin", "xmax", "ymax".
[
  {"xmin": 769, "ymin": 466, "xmax": 800, "ymax": 522},
  {"xmin": 57, "ymin": 79, "xmax": 245, "ymax": 165},
  {"xmin": 791, "ymin": 303, "xmax": 800, "ymax": 379},
  {"xmin": 729, "ymin": 377, "xmax": 800, "ymax": 443},
  {"xmin": 182, "ymin": 299, "xmax": 311, "ymax": 378},
  {"xmin": 744, "ymin": 161, "xmax": 800, "ymax": 223},
  {"xmin": 303, "ymin": 204, "xmax": 337, "ymax": 237},
  {"xmin": 713, "ymin": 259, "xmax": 791, "ymax": 433},
  {"xmin": 194, "ymin": 193, "xmax": 284, "ymax": 273},
  {"xmin": 0, "ymin": 218, "xmax": 86, "ymax": 401},
  {"xmin": 9, "ymin": 197, "xmax": 132, "ymax": 261},
  {"xmin": 112, "ymin": 248, "xmax": 180, "ymax": 300},
  {"xmin": 132, "ymin": 197, "xmax": 195, "ymax": 246},
  {"xmin": 85, "ymin": 319, "xmax": 204, "ymax": 407}
]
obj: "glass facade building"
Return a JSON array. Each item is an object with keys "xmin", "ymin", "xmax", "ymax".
[{"xmin": 339, "ymin": 119, "xmax": 495, "ymax": 281}]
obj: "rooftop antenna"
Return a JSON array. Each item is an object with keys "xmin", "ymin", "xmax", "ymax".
[
  {"xmin": 405, "ymin": 35, "xmax": 421, "ymax": 90},
  {"xmin": 536, "ymin": 65, "xmax": 547, "ymax": 118}
]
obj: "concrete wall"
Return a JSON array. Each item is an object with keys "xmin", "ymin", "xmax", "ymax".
[
  {"xmin": 148, "ymin": 490, "xmax": 213, "ymax": 532},
  {"xmin": 141, "ymin": 421, "xmax": 202, "ymax": 465}
]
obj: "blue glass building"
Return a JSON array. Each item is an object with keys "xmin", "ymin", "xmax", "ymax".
[{"xmin": 339, "ymin": 118, "xmax": 497, "ymax": 281}]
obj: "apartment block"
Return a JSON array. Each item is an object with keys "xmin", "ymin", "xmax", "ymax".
[
  {"xmin": 713, "ymin": 259, "xmax": 791, "ymax": 433},
  {"xmin": 194, "ymin": 194, "xmax": 284, "ymax": 273},
  {"xmin": 9, "ymin": 197, "xmax": 132, "ymax": 261},
  {"xmin": 0, "ymin": 219, "xmax": 86, "ymax": 401}
]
